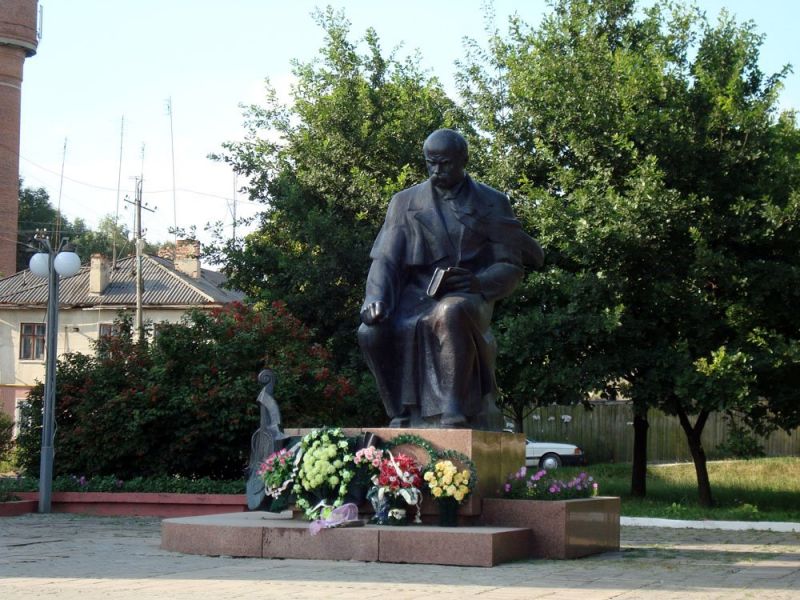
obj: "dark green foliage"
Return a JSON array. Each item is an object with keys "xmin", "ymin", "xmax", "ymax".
[
  {"xmin": 15, "ymin": 303, "xmax": 360, "ymax": 480},
  {"xmin": 0, "ymin": 412, "xmax": 13, "ymax": 465},
  {"xmin": 208, "ymin": 8, "xmax": 470, "ymax": 367},
  {"xmin": 495, "ymin": 269, "xmax": 621, "ymax": 430},
  {"xmin": 0, "ymin": 474, "xmax": 244, "ymax": 495},
  {"xmin": 16, "ymin": 180, "xmax": 56, "ymax": 273},
  {"xmin": 459, "ymin": 0, "xmax": 800, "ymax": 504},
  {"xmin": 716, "ymin": 415, "xmax": 766, "ymax": 459}
]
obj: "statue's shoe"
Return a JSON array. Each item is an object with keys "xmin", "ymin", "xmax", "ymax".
[
  {"xmin": 389, "ymin": 414, "xmax": 411, "ymax": 428},
  {"xmin": 441, "ymin": 411, "xmax": 467, "ymax": 428}
]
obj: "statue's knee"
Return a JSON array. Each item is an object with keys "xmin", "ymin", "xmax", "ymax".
[{"xmin": 433, "ymin": 296, "xmax": 471, "ymax": 326}]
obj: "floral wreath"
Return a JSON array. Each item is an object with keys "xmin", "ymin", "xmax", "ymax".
[
  {"xmin": 384, "ymin": 434, "xmax": 478, "ymax": 496},
  {"xmin": 290, "ymin": 427, "xmax": 355, "ymax": 520}
]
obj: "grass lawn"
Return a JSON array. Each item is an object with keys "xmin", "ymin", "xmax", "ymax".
[{"xmin": 560, "ymin": 457, "xmax": 800, "ymax": 522}]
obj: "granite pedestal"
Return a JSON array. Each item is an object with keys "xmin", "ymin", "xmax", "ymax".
[
  {"xmin": 161, "ymin": 511, "xmax": 531, "ymax": 567},
  {"xmin": 481, "ymin": 496, "xmax": 621, "ymax": 559},
  {"xmin": 160, "ymin": 429, "xmax": 619, "ymax": 565}
]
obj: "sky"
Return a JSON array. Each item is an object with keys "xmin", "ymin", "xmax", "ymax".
[{"xmin": 17, "ymin": 0, "xmax": 800, "ymax": 255}]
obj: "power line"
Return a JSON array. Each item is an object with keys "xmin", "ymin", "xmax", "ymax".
[{"xmin": 6, "ymin": 139, "xmax": 266, "ymax": 207}]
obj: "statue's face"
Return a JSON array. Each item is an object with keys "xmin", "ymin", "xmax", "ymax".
[{"xmin": 424, "ymin": 139, "xmax": 466, "ymax": 190}]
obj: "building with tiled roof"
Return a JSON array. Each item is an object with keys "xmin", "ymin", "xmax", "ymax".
[{"xmin": 0, "ymin": 240, "xmax": 245, "ymax": 421}]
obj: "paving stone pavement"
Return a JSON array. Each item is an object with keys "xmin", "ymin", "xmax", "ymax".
[{"xmin": 1, "ymin": 513, "xmax": 799, "ymax": 599}]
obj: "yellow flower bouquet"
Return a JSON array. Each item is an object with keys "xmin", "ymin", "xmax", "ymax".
[
  {"xmin": 423, "ymin": 460, "xmax": 472, "ymax": 503},
  {"xmin": 423, "ymin": 459, "xmax": 473, "ymax": 526}
]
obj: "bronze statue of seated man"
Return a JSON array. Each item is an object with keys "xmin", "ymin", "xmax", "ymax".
[{"xmin": 358, "ymin": 129, "xmax": 543, "ymax": 429}]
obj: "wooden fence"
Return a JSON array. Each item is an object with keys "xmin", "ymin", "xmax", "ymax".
[{"xmin": 522, "ymin": 402, "xmax": 800, "ymax": 464}]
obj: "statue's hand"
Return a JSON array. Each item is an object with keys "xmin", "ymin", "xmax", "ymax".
[
  {"xmin": 361, "ymin": 300, "xmax": 388, "ymax": 325},
  {"xmin": 441, "ymin": 269, "xmax": 481, "ymax": 294}
]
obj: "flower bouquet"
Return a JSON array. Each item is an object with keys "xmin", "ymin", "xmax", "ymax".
[
  {"xmin": 351, "ymin": 445, "xmax": 383, "ymax": 501},
  {"xmin": 257, "ymin": 446, "xmax": 296, "ymax": 511},
  {"xmin": 423, "ymin": 459, "xmax": 473, "ymax": 526},
  {"xmin": 367, "ymin": 451, "xmax": 422, "ymax": 525},
  {"xmin": 291, "ymin": 428, "xmax": 356, "ymax": 520}
]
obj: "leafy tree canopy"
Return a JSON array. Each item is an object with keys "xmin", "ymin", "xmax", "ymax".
[
  {"xmin": 209, "ymin": 7, "xmax": 470, "ymax": 365},
  {"xmin": 459, "ymin": 0, "xmax": 800, "ymax": 504}
]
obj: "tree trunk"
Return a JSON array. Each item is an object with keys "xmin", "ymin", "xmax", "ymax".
[
  {"xmin": 630, "ymin": 403, "xmax": 649, "ymax": 497},
  {"xmin": 513, "ymin": 411, "xmax": 525, "ymax": 434},
  {"xmin": 501, "ymin": 407, "xmax": 525, "ymax": 432},
  {"xmin": 677, "ymin": 407, "xmax": 714, "ymax": 507}
]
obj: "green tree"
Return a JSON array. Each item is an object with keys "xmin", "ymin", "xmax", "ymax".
[
  {"xmin": 69, "ymin": 215, "xmax": 160, "ymax": 260},
  {"xmin": 459, "ymin": 0, "xmax": 800, "ymax": 505},
  {"xmin": 17, "ymin": 180, "xmax": 160, "ymax": 270},
  {"xmin": 495, "ymin": 268, "xmax": 622, "ymax": 432},
  {"xmin": 16, "ymin": 180, "xmax": 59, "ymax": 272},
  {"xmin": 210, "ymin": 7, "xmax": 470, "ymax": 370}
]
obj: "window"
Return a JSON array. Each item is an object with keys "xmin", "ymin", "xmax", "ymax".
[
  {"xmin": 99, "ymin": 323, "xmax": 120, "ymax": 339},
  {"xmin": 20, "ymin": 323, "xmax": 46, "ymax": 360}
]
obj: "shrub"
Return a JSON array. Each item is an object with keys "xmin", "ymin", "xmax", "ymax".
[
  {"xmin": 0, "ymin": 412, "xmax": 13, "ymax": 465},
  {"xmin": 0, "ymin": 474, "xmax": 244, "ymax": 494},
  {"xmin": 16, "ymin": 302, "xmax": 357, "ymax": 480},
  {"xmin": 716, "ymin": 416, "xmax": 766, "ymax": 459}
]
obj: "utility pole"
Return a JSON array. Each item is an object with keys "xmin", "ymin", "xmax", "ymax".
[
  {"xmin": 126, "ymin": 176, "xmax": 154, "ymax": 342},
  {"xmin": 54, "ymin": 137, "xmax": 67, "ymax": 246}
]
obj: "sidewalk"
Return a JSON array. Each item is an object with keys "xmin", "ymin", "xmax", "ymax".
[{"xmin": 1, "ymin": 513, "xmax": 799, "ymax": 599}]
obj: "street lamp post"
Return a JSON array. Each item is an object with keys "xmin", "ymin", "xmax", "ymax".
[{"xmin": 28, "ymin": 232, "xmax": 81, "ymax": 513}]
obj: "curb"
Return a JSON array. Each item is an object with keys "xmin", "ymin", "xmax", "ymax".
[{"xmin": 621, "ymin": 516, "xmax": 800, "ymax": 532}]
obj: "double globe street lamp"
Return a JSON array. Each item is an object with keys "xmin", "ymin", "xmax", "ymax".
[{"xmin": 28, "ymin": 231, "xmax": 81, "ymax": 513}]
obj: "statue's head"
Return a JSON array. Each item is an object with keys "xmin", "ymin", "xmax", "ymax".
[{"xmin": 423, "ymin": 129, "xmax": 468, "ymax": 190}]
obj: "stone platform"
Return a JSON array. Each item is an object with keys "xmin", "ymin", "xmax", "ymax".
[
  {"xmin": 481, "ymin": 497, "xmax": 621, "ymax": 559},
  {"xmin": 161, "ymin": 511, "xmax": 531, "ymax": 567},
  {"xmin": 160, "ymin": 429, "xmax": 618, "ymax": 566}
]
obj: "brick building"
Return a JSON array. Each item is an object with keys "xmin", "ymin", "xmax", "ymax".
[{"xmin": 0, "ymin": 0, "xmax": 39, "ymax": 278}]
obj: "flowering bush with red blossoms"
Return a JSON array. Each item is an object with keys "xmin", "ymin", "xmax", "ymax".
[{"xmin": 17, "ymin": 302, "xmax": 358, "ymax": 480}]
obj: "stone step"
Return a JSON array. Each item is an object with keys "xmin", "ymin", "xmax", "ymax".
[{"xmin": 161, "ymin": 511, "xmax": 531, "ymax": 567}]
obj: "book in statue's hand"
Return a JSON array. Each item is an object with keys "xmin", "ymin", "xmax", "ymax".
[{"xmin": 426, "ymin": 266, "xmax": 472, "ymax": 299}]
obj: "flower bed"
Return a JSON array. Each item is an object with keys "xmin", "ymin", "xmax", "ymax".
[{"xmin": 501, "ymin": 465, "xmax": 598, "ymax": 500}]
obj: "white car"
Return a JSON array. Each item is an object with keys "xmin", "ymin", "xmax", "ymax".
[{"xmin": 525, "ymin": 439, "xmax": 586, "ymax": 470}]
